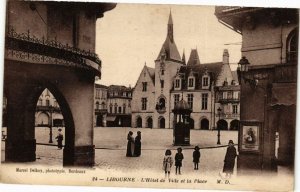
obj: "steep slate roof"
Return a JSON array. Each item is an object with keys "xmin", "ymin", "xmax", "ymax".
[
  {"xmin": 178, "ymin": 62, "xmax": 223, "ymax": 90},
  {"xmin": 146, "ymin": 66, "xmax": 155, "ymax": 85},
  {"xmin": 156, "ymin": 12, "xmax": 181, "ymax": 62},
  {"xmin": 187, "ymin": 49, "xmax": 201, "ymax": 66},
  {"xmin": 108, "ymin": 85, "xmax": 132, "ymax": 92},
  {"xmin": 95, "ymin": 84, "xmax": 108, "ymax": 89},
  {"xmin": 156, "ymin": 38, "xmax": 182, "ymax": 61}
]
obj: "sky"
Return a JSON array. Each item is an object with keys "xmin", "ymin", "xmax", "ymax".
[{"xmin": 95, "ymin": 3, "xmax": 242, "ymax": 87}]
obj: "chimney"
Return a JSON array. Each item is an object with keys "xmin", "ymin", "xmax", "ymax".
[{"xmin": 223, "ymin": 49, "xmax": 229, "ymax": 64}]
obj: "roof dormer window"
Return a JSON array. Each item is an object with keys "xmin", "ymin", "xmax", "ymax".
[
  {"xmin": 188, "ymin": 78, "xmax": 194, "ymax": 87},
  {"xmin": 187, "ymin": 76, "xmax": 195, "ymax": 90},
  {"xmin": 174, "ymin": 75, "xmax": 182, "ymax": 91},
  {"xmin": 202, "ymin": 75, "xmax": 210, "ymax": 89}
]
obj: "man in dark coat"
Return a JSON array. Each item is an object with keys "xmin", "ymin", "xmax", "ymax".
[
  {"xmin": 134, "ymin": 131, "xmax": 141, "ymax": 157},
  {"xmin": 55, "ymin": 128, "xmax": 63, "ymax": 150},
  {"xmin": 223, "ymin": 140, "xmax": 237, "ymax": 178}
]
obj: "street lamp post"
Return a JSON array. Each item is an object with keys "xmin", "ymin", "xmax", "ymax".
[
  {"xmin": 49, "ymin": 106, "xmax": 53, "ymax": 143},
  {"xmin": 217, "ymin": 107, "xmax": 222, "ymax": 145}
]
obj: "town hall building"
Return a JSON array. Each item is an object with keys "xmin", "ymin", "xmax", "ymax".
[{"xmin": 131, "ymin": 12, "xmax": 240, "ymax": 129}]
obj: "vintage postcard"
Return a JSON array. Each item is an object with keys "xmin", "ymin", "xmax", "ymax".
[{"xmin": 0, "ymin": 0, "xmax": 299, "ymax": 191}]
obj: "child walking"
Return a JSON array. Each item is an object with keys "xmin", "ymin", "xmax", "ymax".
[
  {"xmin": 163, "ymin": 149, "xmax": 173, "ymax": 179},
  {"xmin": 175, "ymin": 147, "xmax": 184, "ymax": 175},
  {"xmin": 193, "ymin": 146, "xmax": 201, "ymax": 170}
]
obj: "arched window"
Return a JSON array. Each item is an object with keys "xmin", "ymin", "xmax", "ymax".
[
  {"xmin": 287, "ymin": 28, "xmax": 298, "ymax": 64},
  {"xmin": 201, "ymin": 118, "xmax": 209, "ymax": 130},
  {"xmin": 136, "ymin": 116, "xmax": 142, "ymax": 128}
]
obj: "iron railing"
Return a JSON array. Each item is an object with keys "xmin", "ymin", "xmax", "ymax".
[{"xmin": 5, "ymin": 27, "xmax": 101, "ymax": 69}]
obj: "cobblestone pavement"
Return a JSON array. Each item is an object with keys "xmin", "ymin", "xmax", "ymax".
[{"xmin": 1, "ymin": 127, "xmax": 238, "ymax": 178}]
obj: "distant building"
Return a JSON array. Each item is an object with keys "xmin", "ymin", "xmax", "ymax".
[
  {"xmin": 94, "ymin": 84, "xmax": 132, "ymax": 127},
  {"xmin": 35, "ymin": 89, "xmax": 64, "ymax": 127},
  {"xmin": 132, "ymin": 12, "xmax": 240, "ymax": 129},
  {"xmin": 94, "ymin": 84, "xmax": 108, "ymax": 127},
  {"xmin": 106, "ymin": 85, "xmax": 132, "ymax": 127}
]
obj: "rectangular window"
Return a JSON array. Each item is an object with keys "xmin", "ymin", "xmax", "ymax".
[
  {"xmin": 188, "ymin": 78, "xmax": 194, "ymax": 87},
  {"xmin": 118, "ymin": 106, "xmax": 122, "ymax": 113},
  {"xmin": 142, "ymin": 82, "xmax": 147, "ymax": 92},
  {"xmin": 202, "ymin": 93, "xmax": 208, "ymax": 110},
  {"xmin": 223, "ymin": 92, "xmax": 227, "ymax": 99},
  {"xmin": 114, "ymin": 105, "xmax": 118, "ymax": 114},
  {"xmin": 203, "ymin": 77, "xmax": 209, "ymax": 86},
  {"xmin": 161, "ymin": 69, "xmax": 165, "ymax": 75},
  {"xmin": 109, "ymin": 106, "xmax": 112, "ymax": 113},
  {"xmin": 228, "ymin": 91, "xmax": 233, "ymax": 99},
  {"xmin": 233, "ymin": 105, "xmax": 238, "ymax": 114},
  {"xmin": 142, "ymin": 98, "xmax": 147, "ymax": 110},
  {"xmin": 174, "ymin": 94, "xmax": 180, "ymax": 107},
  {"xmin": 187, "ymin": 94, "xmax": 193, "ymax": 109},
  {"xmin": 46, "ymin": 100, "xmax": 50, "ymax": 106},
  {"xmin": 123, "ymin": 106, "xmax": 126, "ymax": 114},
  {"xmin": 175, "ymin": 79, "xmax": 180, "ymax": 88},
  {"xmin": 161, "ymin": 80, "xmax": 164, "ymax": 88},
  {"xmin": 233, "ymin": 91, "xmax": 239, "ymax": 99}
]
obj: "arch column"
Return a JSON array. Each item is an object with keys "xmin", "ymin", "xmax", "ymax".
[
  {"xmin": 4, "ymin": 78, "xmax": 39, "ymax": 162},
  {"xmin": 4, "ymin": 61, "xmax": 96, "ymax": 166}
]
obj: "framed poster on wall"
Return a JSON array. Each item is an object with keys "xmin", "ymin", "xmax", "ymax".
[{"xmin": 239, "ymin": 121, "xmax": 263, "ymax": 153}]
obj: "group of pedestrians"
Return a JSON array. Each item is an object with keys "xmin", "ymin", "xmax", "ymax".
[
  {"xmin": 126, "ymin": 131, "xmax": 141, "ymax": 157},
  {"xmin": 162, "ymin": 140, "xmax": 237, "ymax": 179}
]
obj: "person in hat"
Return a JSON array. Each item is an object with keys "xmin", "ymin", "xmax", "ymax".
[
  {"xmin": 223, "ymin": 140, "xmax": 237, "ymax": 178},
  {"xmin": 134, "ymin": 131, "xmax": 142, "ymax": 157},
  {"xmin": 193, "ymin": 146, "xmax": 201, "ymax": 170},
  {"xmin": 55, "ymin": 128, "xmax": 63, "ymax": 149},
  {"xmin": 175, "ymin": 147, "xmax": 184, "ymax": 175}
]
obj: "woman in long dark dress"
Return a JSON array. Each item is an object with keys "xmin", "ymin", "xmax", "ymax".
[
  {"xmin": 134, "ymin": 131, "xmax": 141, "ymax": 157},
  {"xmin": 223, "ymin": 140, "xmax": 237, "ymax": 178},
  {"xmin": 126, "ymin": 131, "xmax": 135, "ymax": 157}
]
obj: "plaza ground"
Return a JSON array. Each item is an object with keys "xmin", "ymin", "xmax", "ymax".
[
  {"xmin": 0, "ymin": 127, "xmax": 294, "ymax": 191},
  {"xmin": 1, "ymin": 127, "xmax": 238, "ymax": 175}
]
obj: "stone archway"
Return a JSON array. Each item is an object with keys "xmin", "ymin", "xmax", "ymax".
[
  {"xmin": 201, "ymin": 118, "xmax": 209, "ymax": 130},
  {"xmin": 146, "ymin": 117, "xmax": 153, "ymax": 128},
  {"xmin": 136, "ymin": 116, "xmax": 142, "ymax": 128},
  {"xmin": 230, "ymin": 119, "xmax": 239, "ymax": 130},
  {"xmin": 189, "ymin": 118, "xmax": 194, "ymax": 129},
  {"xmin": 217, "ymin": 119, "xmax": 228, "ymax": 130},
  {"xmin": 159, "ymin": 116, "xmax": 165, "ymax": 128},
  {"xmin": 36, "ymin": 112, "xmax": 50, "ymax": 126},
  {"xmin": 4, "ymin": 62, "xmax": 96, "ymax": 166}
]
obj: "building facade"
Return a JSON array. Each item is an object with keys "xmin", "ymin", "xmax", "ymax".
[
  {"xmin": 94, "ymin": 84, "xmax": 132, "ymax": 127},
  {"xmin": 35, "ymin": 89, "xmax": 64, "ymax": 127},
  {"xmin": 106, "ymin": 85, "xmax": 132, "ymax": 127},
  {"xmin": 215, "ymin": 7, "xmax": 298, "ymax": 173},
  {"xmin": 132, "ymin": 12, "xmax": 240, "ymax": 129},
  {"xmin": 94, "ymin": 84, "xmax": 108, "ymax": 127}
]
